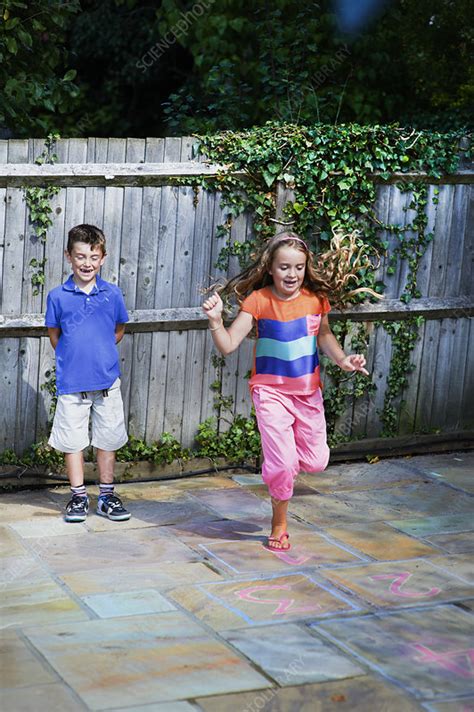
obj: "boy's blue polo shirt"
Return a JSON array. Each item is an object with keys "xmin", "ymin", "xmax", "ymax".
[{"xmin": 45, "ymin": 275, "xmax": 129, "ymax": 395}]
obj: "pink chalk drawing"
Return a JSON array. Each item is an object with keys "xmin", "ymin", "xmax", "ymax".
[
  {"xmin": 369, "ymin": 571, "xmax": 441, "ymax": 598},
  {"xmin": 235, "ymin": 583, "xmax": 321, "ymax": 615},
  {"xmin": 411, "ymin": 643, "xmax": 474, "ymax": 679},
  {"xmin": 272, "ymin": 549, "xmax": 312, "ymax": 566}
]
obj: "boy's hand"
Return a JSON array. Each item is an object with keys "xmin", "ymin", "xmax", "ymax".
[
  {"xmin": 339, "ymin": 354, "xmax": 369, "ymax": 376},
  {"xmin": 202, "ymin": 292, "xmax": 224, "ymax": 324}
]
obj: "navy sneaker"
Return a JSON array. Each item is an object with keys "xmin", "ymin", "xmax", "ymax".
[
  {"xmin": 64, "ymin": 495, "xmax": 89, "ymax": 523},
  {"xmin": 96, "ymin": 494, "xmax": 131, "ymax": 521}
]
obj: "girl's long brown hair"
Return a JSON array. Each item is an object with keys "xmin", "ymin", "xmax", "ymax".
[{"xmin": 219, "ymin": 230, "xmax": 382, "ymax": 308}]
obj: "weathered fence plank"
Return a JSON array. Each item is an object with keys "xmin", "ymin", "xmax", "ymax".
[{"xmin": 121, "ymin": 139, "xmax": 146, "ymax": 433}]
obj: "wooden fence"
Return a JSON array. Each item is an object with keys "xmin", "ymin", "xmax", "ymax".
[{"xmin": 0, "ymin": 137, "xmax": 473, "ymax": 455}]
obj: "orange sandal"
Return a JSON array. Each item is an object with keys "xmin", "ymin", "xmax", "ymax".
[{"xmin": 264, "ymin": 532, "xmax": 291, "ymax": 551}]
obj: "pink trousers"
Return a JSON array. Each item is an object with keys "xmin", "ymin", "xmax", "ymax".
[{"xmin": 252, "ymin": 386, "xmax": 330, "ymax": 500}]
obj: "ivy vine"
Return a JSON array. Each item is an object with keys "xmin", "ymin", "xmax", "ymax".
[
  {"xmin": 22, "ymin": 133, "xmax": 60, "ymax": 296},
  {"xmin": 377, "ymin": 316, "xmax": 425, "ymax": 436},
  {"xmin": 190, "ymin": 122, "xmax": 469, "ymax": 439}
]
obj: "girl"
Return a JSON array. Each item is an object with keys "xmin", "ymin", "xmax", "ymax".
[{"xmin": 202, "ymin": 231, "xmax": 369, "ymax": 551}]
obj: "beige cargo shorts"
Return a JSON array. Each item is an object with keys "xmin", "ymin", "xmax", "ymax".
[{"xmin": 48, "ymin": 378, "xmax": 128, "ymax": 453}]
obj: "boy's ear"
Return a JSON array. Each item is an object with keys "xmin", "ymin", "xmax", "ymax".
[{"xmin": 65, "ymin": 249, "xmax": 71, "ymax": 262}]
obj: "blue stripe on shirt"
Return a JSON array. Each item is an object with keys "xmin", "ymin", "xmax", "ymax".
[
  {"xmin": 258, "ymin": 316, "xmax": 309, "ymax": 342},
  {"xmin": 255, "ymin": 352, "xmax": 319, "ymax": 378}
]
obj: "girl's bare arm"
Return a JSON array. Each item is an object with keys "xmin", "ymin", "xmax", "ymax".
[
  {"xmin": 202, "ymin": 292, "xmax": 254, "ymax": 355},
  {"xmin": 318, "ymin": 315, "xmax": 369, "ymax": 375}
]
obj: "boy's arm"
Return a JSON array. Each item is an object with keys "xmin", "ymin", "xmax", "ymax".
[
  {"xmin": 318, "ymin": 315, "xmax": 369, "ymax": 375},
  {"xmin": 47, "ymin": 327, "xmax": 61, "ymax": 350},
  {"xmin": 115, "ymin": 324, "xmax": 126, "ymax": 344}
]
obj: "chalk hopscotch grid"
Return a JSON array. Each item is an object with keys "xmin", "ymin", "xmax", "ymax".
[{"xmin": 195, "ymin": 571, "xmax": 362, "ymax": 625}]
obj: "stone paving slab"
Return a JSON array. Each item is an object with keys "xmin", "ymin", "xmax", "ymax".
[
  {"xmin": 325, "ymin": 521, "xmax": 437, "ymax": 560},
  {"xmin": 110, "ymin": 704, "xmax": 196, "ymax": 712},
  {"xmin": 0, "ymin": 524, "xmax": 30, "ymax": 557},
  {"xmin": 407, "ymin": 452, "xmax": 474, "ymax": 494},
  {"xmin": 8, "ymin": 516, "xmax": 89, "ymax": 538},
  {"xmin": 299, "ymin": 459, "xmax": 426, "ymax": 493},
  {"xmin": 59, "ymin": 561, "xmax": 221, "ymax": 596},
  {"xmin": 23, "ymin": 612, "xmax": 271, "ymax": 709},
  {"xmin": 85, "ymin": 497, "xmax": 221, "ymax": 532},
  {"xmin": 223, "ymin": 622, "xmax": 365, "ymax": 685},
  {"xmin": 82, "ymin": 589, "xmax": 176, "ymax": 618},
  {"xmin": 0, "ymin": 683, "xmax": 87, "ymax": 711},
  {"xmin": 164, "ymin": 475, "xmax": 241, "ymax": 491},
  {"xmin": 188, "ymin": 487, "xmax": 272, "ymax": 520},
  {"xmin": 422, "ymin": 699, "xmax": 474, "ymax": 712},
  {"xmin": 320, "ymin": 559, "xmax": 474, "ymax": 608},
  {"xmin": 387, "ymin": 513, "xmax": 474, "ymax": 538},
  {"xmin": 0, "ymin": 491, "xmax": 63, "ymax": 523},
  {"xmin": 289, "ymin": 492, "xmax": 402, "ymax": 526},
  {"xmin": 424, "ymin": 532, "xmax": 474, "ymax": 554},
  {"xmin": 1, "ymin": 580, "xmax": 89, "ymax": 627},
  {"xmin": 162, "ymin": 517, "xmax": 269, "ymax": 543},
  {"xmin": 362, "ymin": 483, "xmax": 474, "ymax": 516},
  {"xmin": 292, "ymin": 482, "xmax": 474, "ymax": 528},
  {"xmin": 30, "ymin": 527, "xmax": 200, "ymax": 574},
  {"xmin": 231, "ymin": 474, "xmax": 265, "ymax": 486},
  {"xmin": 0, "ymin": 553, "xmax": 52, "ymax": 590},
  {"xmin": 169, "ymin": 572, "xmax": 361, "ymax": 630},
  {"xmin": 194, "ymin": 675, "xmax": 425, "ymax": 711},
  {"xmin": 193, "ymin": 530, "xmax": 366, "ymax": 576},
  {"xmin": 0, "ymin": 630, "xmax": 56, "ymax": 687},
  {"xmin": 316, "ymin": 606, "xmax": 474, "ymax": 700},
  {"xmin": 427, "ymin": 555, "xmax": 474, "ymax": 584}
]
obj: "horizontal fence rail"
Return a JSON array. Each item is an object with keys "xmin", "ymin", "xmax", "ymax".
[
  {"xmin": 1, "ymin": 297, "xmax": 473, "ymax": 338},
  {"xmin": 1, "ymin": 162, "xmax": 474, "ymax": 187}
]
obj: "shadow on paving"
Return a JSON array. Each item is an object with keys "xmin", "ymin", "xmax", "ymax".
[{"xmin": 0, "ymin": 451, "xmax": 473, "ymax": 711}]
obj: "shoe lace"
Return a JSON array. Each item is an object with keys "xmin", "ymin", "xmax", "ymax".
[
  {"xmin": 69, "ymin": 496, "xmax": 87, "ymax": 511},
  {"xmin": 102, "ymin": 494, "xmax": 123, "ymax": 510}
]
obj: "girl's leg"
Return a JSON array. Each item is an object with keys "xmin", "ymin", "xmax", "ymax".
[
  {"xmin": 270, "ymin": 497, "xmax": 290, "ymax": 548},
  {"xmin": 252, "ymin": 388, "xmax": 298, "ymax": 547},
  {"xmin": 294, "ymin": 389, "xmax": 330, "ymax": 475}
]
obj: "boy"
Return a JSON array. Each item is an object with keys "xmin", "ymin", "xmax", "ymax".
[{"xmin": 45, "ymin": 224, "xmax": 131, "ymax": 523}]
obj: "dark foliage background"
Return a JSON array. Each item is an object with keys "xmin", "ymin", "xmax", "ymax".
[{"xmin": 1, "ymin": 0, "xmax": 472, "ymax": 137}]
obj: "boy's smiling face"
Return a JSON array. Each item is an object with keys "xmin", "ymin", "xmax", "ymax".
[{"xmin": 66, "ymin": 241, "xmax": 105, "ymax": 290}]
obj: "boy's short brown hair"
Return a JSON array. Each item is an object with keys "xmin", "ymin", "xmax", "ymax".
[{"xmin": 67, "ymin": 224, "xmax": 107, "ymax": 255}]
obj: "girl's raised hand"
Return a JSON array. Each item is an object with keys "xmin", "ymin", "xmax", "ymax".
[
  {"xmin": 339, "ymin": 354, "xmax": 369, "ymax": 376},
  {"xmin": 202, "ymin": 291, "xmax": 224, "ymax": 321}
]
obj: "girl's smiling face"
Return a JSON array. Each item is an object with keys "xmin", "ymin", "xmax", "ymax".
[{"xmin": 268, "ymin": 245, "xmax": 306, "ymax": 300}]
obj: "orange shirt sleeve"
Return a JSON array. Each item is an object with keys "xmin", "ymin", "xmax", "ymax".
[
  {"xmin": 240, "ymin": 291, "xmax": 260, "ymax": 319},
  {"xmin": 320, "ymin": 295, "xmax": 331, "ymax": 314}
]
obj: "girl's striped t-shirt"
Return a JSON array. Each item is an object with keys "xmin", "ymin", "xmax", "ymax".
[{"xmin": 241, "ymin": 286, "xmax": 331, "ymax": 394}]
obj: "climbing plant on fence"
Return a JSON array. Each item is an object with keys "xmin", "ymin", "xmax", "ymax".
[
  {"xmin": 22, "ymin": 133, "xmax": 61, "ymax": 295},
  {"xmin": 190, "ymin": 122, "xmax": 470, "ymax": 443}
]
